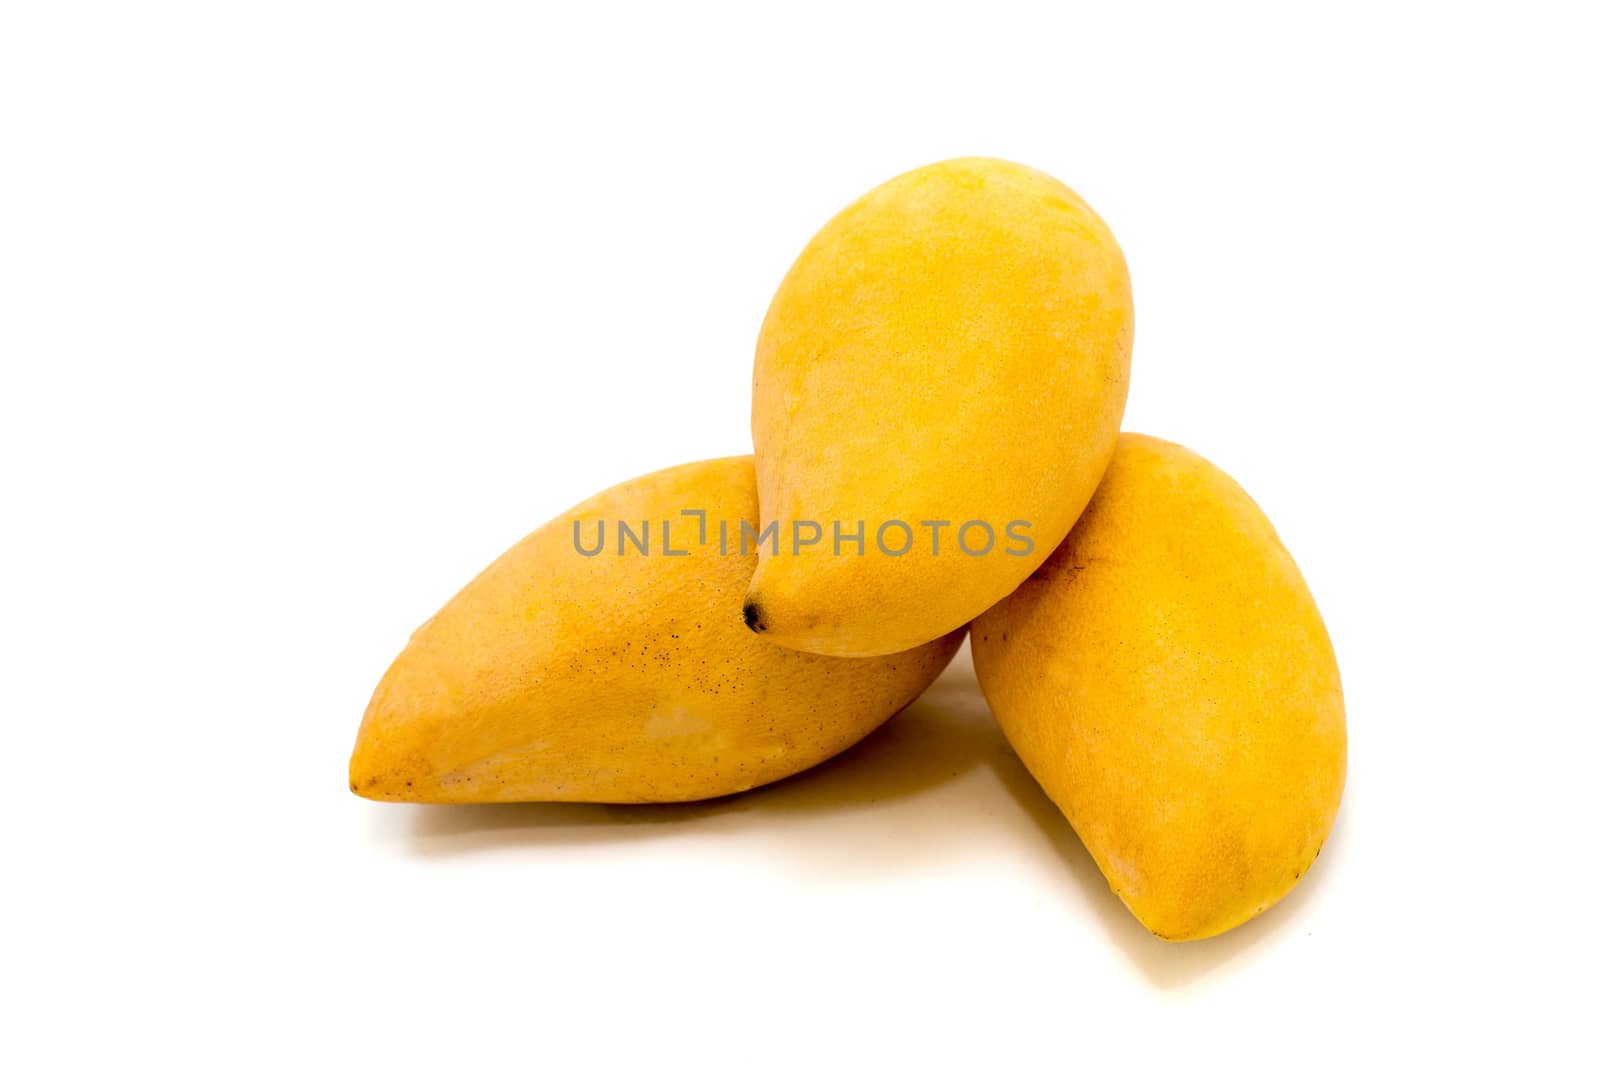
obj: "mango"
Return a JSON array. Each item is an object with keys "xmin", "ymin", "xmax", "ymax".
[
  {"xmin": 746, "ymin": 157, "xmax": 1132, "ymax": 657},
  {"xmin": 971, "ymin": 433, "xmax": 1346, "ymax": 940},
  {"xmin": 351, "ymin": 456, "xmax": 963, "ymax": 803}
]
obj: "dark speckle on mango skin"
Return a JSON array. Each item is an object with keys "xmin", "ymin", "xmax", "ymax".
[{"xmin": 742, "ymin": 600, "xmax": 767, "ymax": 633}]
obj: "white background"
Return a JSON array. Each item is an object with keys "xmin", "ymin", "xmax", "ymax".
[{"xmin": 3, "ymin": 2, "xmax": 1596, "ymax": 1061}]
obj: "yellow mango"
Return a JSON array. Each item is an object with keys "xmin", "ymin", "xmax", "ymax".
[
  {"xmin": 351, "ymin": 456, "xmax": 963, "ymax": 803},
  {"xmin": 971, "ymin": 434, "xmax": 1346, "ymax": 940},
  {"xmin": 747, "ymin": 157, "xmax": 1133, "ymax": 657}
]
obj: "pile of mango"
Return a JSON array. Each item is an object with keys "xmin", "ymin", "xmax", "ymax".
[{"xmin": 349, "ymin": 158, "xmax": 1346, "ymax": 942}]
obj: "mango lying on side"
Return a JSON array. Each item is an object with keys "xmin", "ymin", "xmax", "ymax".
[
  {"xmin": 351, "ymin": 456, "xmax": 963, "ymax": 803},
  {"xmin": 747, "ymin": 157, "xmax": 1133, "ymax": 658},
  {"xmin": 972, "ymin": 433, "xmax": 1346, "ymax": 940}
]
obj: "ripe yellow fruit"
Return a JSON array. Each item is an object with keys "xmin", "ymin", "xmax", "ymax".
[
  {"xmin": 350, "ymin": 456, "xmax": 963, "ymax": 803},
  {"xmin": 747, "ymin": 157, "xmax": 1133, "ymax": 657},
  {"xmin": 971, "ymin": 434, "xmax": 1346, "ymax": 940}
]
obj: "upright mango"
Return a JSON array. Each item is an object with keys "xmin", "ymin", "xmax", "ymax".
[
  {"xmin": 972, "ymin": 434, "xmax": 1346, "ymax": 940},
  {"xmin": 747, "ymin": 157, "xmax": 1132, "ymax": 657}
]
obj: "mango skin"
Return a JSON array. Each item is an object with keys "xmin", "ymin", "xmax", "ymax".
[
  {"xmin": 350, "ymin": 456, "xmax": 963, "ymax": 804},
  {"xmin": 971, "ymin": 434, "xmax": 1346, "ymax": 941},
  {"xmin": 747, "ymin": 157, "xmax": 1132, "ymax": 657}
]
